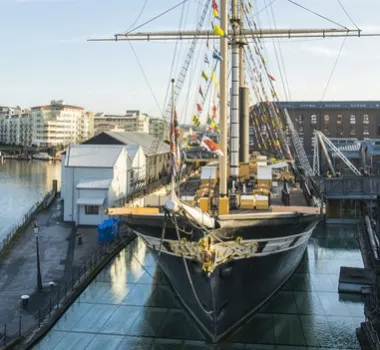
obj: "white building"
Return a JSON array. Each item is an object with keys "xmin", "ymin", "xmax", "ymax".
[
  {"xmin": 61, "ymin": 144, "xmax": 131, "ymax": 225},
  {"xmin": 82, "ymin": 131, "xmax": 170, "ymax": 182},
  {"xmin": 94, "ymin": 110, "xmax": 150, "ymax": 135},
  {"xmin": 0, "ymin": 106, "xmax": 31, "ymax": 145},
  {"xmin": 149, "ymin": 117, "xmax": 168, "ymax": 139},
  {"xmin": 125, "ymin": 144, "xmax": 146, "ymax": 192},
  {"xmin": 30, "ymin": 100, "xmax": 94, "ymax": 147}
]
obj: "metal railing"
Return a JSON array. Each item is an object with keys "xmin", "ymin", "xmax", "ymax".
[
  {"xmin": 318, "ymin": 176, "xmax": 380, "ymax": 197},
  {"xmin": 0, "ymin": 190, "xmax": 56, "ymax": 254},
  {"xmin": 0, "ymin": 232, "xmax": 135, "ymax": 349}
]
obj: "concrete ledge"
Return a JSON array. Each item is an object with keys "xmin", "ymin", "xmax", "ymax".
[{"xmin": 4, "ymin": 234, "xmax": 136, "ymax": 350}]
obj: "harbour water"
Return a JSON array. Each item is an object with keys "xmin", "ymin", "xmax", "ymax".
[
  {"xmin": 0, "ymin": 159, "xmax": 61, "ymax": 242},
  {"xmin": 35, "ymin": 223, "xmax": 364, "ymax": 349}
]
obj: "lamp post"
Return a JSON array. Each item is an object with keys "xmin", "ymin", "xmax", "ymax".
[{"xmin": 33, "ymin": 221, "xmax": 43, "ymax": 292}]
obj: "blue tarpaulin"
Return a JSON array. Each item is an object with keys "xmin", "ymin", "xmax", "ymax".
[{"xmin": 98, "ymin": 218, "xmax": 120, "ymax": 243}]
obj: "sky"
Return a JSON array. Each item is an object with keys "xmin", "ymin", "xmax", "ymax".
[{"xmin": 1, "ymin": 0, "xmax": 380, "ymax": 121}]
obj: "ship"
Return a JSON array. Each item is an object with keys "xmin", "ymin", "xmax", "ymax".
[
  {"xmin": 32, "ymin": 152, "xmax": 53, "ymax": 161},
  {"xmin": 89, "ymin": 0, "xmax": 368, "ymax": 342}
]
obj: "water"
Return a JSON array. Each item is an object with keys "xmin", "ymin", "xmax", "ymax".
[
  {"xmin": 0, "ymin": 159, "xmax": 61, "ymax": 241},
  {"xmin": 35, "ymin": 223, "xmax": 364, "ymax": 349}
]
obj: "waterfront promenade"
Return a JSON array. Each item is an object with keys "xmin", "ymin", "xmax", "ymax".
[{"xmin": 0, "ymin": 196, "xmax": 101, "ymax": 347}]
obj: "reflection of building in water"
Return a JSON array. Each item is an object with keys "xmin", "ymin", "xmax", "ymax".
[
  {"xmin": 130, "ymin": 238, "xmax": 147, "ymax": 277},
  {"xmin": 110, "ymin": 249, "xmax": 127, "ymax": 299},
  {"xmin": 44, "ymin": 161, "xmax": 61, "ymax": 191}
]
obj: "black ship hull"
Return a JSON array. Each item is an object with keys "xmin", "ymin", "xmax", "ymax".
[{"xmin": 128, "ymin": 216, "xmax": 318, "ymax": 342}]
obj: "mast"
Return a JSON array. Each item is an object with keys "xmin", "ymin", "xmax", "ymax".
[
  {"xmin": 239, "ymin": 6, "xmax": 249, "ymax": 164},
  {"xmin": 219, "ymin": 0, "xmax": 228, "ymax": 198},
  {"xmin": 230, "ymin": 0, "xmax": 240, "ymax": 184},
  {"xmin": 169, "ymin": 78, "xmax": 177, "ymax": 198}
]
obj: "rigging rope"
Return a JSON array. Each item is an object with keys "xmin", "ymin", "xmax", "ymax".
[
  {"xmin": 162, "ymin": 0, "xmax": 189, "ymax": 117},
  {"xmin": 171, "ymin": 212, "xmax": 213, "ymax": 314},
  {"xmin": 336, "ymin": 0, "xmax": 360, "ymax": 31},
  {"xmin": 121, "ymin": 0, "xmax": 189, "ymax": 35},
  {"xmin": 123, "ymin": 0, "xmax": 150, "ymax": 34},
  {"xmin": 287, "ymin": 0, "xmax": 348, "ymax": 30},
  {"xmin": 128, "ymin": 41, "xmax": 164, "ymax": 118},
  {"xmin": 320, "ymin": 33, "xmax": 348, "ymax": 102}
]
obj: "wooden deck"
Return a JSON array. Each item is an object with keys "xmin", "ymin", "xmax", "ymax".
[{"xmin": 179, "ymin": 175, "xmax": 310, "ymax": 212}]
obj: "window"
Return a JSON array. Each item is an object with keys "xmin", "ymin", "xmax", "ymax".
[
  {"xmin": 363, "ymin": 114, "xmax": 369, "ymax": 124},
  {"xmin": 298, "ymin": 114, "xmax": 304, "ymax": 124},
  {"xmin": 85, "ymin": 205, "xmax": 99, "ymax": 215},
  {"xmin": 350, "ymin": 115, "xmax": 356, "ymax": 124},
  {"xmin": 350, "ymin": 124, "xmax": 356, "ymax": 136},
  {"xmin": 311, "ymin": 114, "xmax": 317, "ymax": 124},
  {"xmin": 363, "ymin": 124, "xmax": 369, "ymax": 135},
  {"xmin": 323, "ymin": 115, "xmax": 329, "ymax": 134},
  {"xmin": 336, "ymin": 124, "xmax": 343, "ymax": 136},
  {"xmin": 377, "ymin": 126, "xmax": 380, "ymax": 136},
  {"xmin": 337, "ymin": 114, "xmax": 343, "ymax": 124}
]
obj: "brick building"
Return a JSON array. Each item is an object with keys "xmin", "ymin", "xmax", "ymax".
[{"xmin": 276, "ymin": 101, "xmax": 380, "ymax": 157}]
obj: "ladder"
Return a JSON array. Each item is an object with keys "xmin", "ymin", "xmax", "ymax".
[{"xmin": 284, "ymin": 108, "xmax": 313, "ymax": 176}]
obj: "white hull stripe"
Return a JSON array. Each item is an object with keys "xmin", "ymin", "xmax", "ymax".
[{"xmin": 134, "ymin": 224, "xmax": 316, "ymax": 263}]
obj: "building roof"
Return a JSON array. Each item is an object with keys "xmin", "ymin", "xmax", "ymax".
[
  {"xmin": 126, "ymin": 144, "xmax": 140, "ymax": 163},
  {"xmin": 277, "ymin": 101, "xmax": 380, "ymax": 110},
  {"xmin": 363, "ymin": 139, "xmax": 380, "ymax": 156},
  {"xmin": 331, "ymin": 142, "xmax": 362, "ymax": 159},
  {"xmin": 31, "ymin": 104, "xmax": 84, "ymax": 110},
  {"xmin": 77, "ymin": 197, "xmax": 105, "ymax": 206},
  {"xmin": 83, "ymin": 131, "xmax": 169, "ymax": 156},
  {"xmin": 76, "ymin": 178, "xmax": 112, "ymax": 189},
  {"xmin": 65, "ymin": 145, "xmax": 126, "ymax": 168}
]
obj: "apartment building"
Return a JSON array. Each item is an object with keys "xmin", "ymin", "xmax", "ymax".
[
  {"xmin": 30, "ymin": 100, "xmax": 94, "ymax": 147},
  {"xmin": 149, "ymin": 117, "xmax": 168, "ymax": 138},
  {"xmin": 94, "ymin": 110, "xmax": 149, "ymax": 135},
  {"xmin": 274, "ymin": 101, "xmax": 380, "ymax": 157},
  {"xmin": 0, "ymin": 106, "xmax": 31, "ymax": 145}
]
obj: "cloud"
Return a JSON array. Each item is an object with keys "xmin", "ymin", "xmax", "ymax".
[
  {"xmin": 303, "ymin": 46, "xmax": 346, "ymax": 57},
  {"xmin": 14, "ymin": 0, "xmax": 78, "ymax": 3},
  {"xmin": 359, "ymin": 25, "xmax": 380, "ymax": 32}
]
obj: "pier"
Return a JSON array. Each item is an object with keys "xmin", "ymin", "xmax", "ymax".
[
  {"xmin": 316, "ymin": 176, "xmax": 380, "ymax": 223},
  {"xmin": 356, "ymin": 216, "xmax": 380, "ymax": 349}
]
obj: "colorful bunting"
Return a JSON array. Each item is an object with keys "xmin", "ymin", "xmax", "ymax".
[
  {"xmin": 211, "ymin": 71, "xmax": 219, "ymax": 90},
  {"xmin": 212, "ymin": 49, "xmax": 222, "ymax": 61},
  {"xmin": 170, "ymin": 108, "xmax": 181, "ymax": 177},
  {"xmin": 201, "ymin": 135, "xmax": 223, "ymax": 156},
  {"xmin": 192, "ymin": 115, "xmax": 200, "ymax": 127},
  {"xmin": 212, "ymin": 0, "xmax": 219, "ymax": 11},
  {"xmin": 198, "ymin": 86, "xmax": 204, "ymax": 98},
  {"xmin": 201, "ymin": 70, "xmax": 209, "ymax": 81},
  {"xmin": 212, "ymin": 23, "xmax": 230, "ymax": 39},
  {"xmin": 204, "ymin": 54, "xmax": 210, "ymax": 64}
]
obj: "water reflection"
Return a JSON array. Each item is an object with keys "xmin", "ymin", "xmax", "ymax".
[
  {"xmin": 35, "ymin": 223, "xmax": 365, "ymax": 349},
  {"xmin": 0, "ymin": 159, "xmax": 61, "ymax": 240},
  {"xmin": 109, "ymin": 250, "xmax": 127, "ymax": 303}
]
